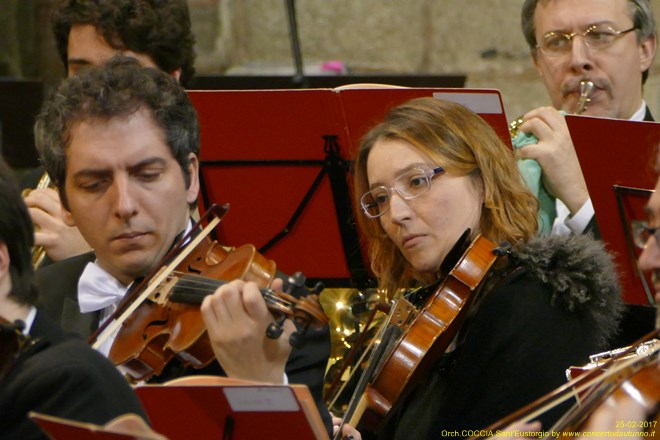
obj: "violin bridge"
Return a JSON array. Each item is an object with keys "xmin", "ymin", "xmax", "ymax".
[
  {"xmin": 389, "ymin": 297, "xmax": 416, "ymax": 326},
  {"xmin": 147, "ymin": 271, "xmax": 178, "ymax": 305}
]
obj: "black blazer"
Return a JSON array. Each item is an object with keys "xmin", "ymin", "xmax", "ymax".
[
  {"xmin": 0, "ymin": 311, "xmax": 147, "ymax": 440},
  {"xmin": 644, "ymin": 105, "xmax": 655, "ymax": 122},
  {"xmin": 35, "ymin": 252, "xmax": 333, "ymax": 434}
]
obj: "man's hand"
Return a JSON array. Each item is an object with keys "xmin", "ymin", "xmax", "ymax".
[
  {"xmin": 201, "ymin": 279, "xmax": 293, "ymax": 384},
  {"xmin": 24, "ymin": 187, "xmax": 91, "ymax": 262},
  {"xmin": 516, "ymin": 106, "xmax": 590, "ymax": 215}
]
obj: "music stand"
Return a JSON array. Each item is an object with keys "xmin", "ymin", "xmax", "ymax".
[
  {"xmin": 187, "ymin": 74, "xmax": 467, "ymax": 91},
  {"xmin": 134, "ymin": 378, "xmax": 329, "ymax": 440},
  {"xmin": 567, "ymin": 114, "xmax": 660, "ymax": 305},
  {"xmin": 189, "ymin": 87, "xmax": 511, "ymax": 288}
]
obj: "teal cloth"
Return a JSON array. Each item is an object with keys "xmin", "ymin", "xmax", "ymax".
[{"xmin": 513, "ymin": 131, "xmax": 556, "ymax": 236}]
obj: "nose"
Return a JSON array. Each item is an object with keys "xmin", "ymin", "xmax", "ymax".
[
  {"xmin": 111, "ymin": 176, "xmax": 138, "ymax": 220},
  {"xmin": 568, "ymin": 36, "xmax": 594, "ymax": 73},
  {"xmin": 387, "ymin": 192, "xmax": 413, "ymax": 224},
  {"xmin": 637, "ymin": 236, "xmax": 660, "ymax": 272}
]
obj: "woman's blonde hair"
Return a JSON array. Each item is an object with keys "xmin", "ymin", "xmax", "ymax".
[{"xmin": 353, "ymin": 97, "xmax": 538, "ymax": 296}]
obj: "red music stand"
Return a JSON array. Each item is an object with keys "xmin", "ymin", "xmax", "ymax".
[
  {"xmin": 567, "ymin": 114, "xmax": 660, "ymax": 305},
  {"xmin": 29, "ymin": 412, "xmax": 164, "ymax": 440},
  {"xmin": 188, "ymin": 87, "xmax": 511, "ymax": 288},
  {"xmin": 134, "ymin": 377, "xmax": 329, "ymax": 440}
]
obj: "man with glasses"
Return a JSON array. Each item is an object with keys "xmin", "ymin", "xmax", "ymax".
[{"xmin": 517, "ymin": 0, "xmax": 657, "ymax": 237}]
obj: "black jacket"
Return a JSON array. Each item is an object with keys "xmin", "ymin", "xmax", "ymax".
[
  {"xmin": 0, "ymin": 311, "xmax": 147, "ymax": 440},
  {"xmin": 35, "ymin": 252, "xmax": 333, "ymax": 434},
  {"xmin": 378, "ymin": 234, "xmax": 625, "ymax": 439}
]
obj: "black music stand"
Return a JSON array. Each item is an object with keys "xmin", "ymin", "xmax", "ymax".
[{"xmin": 188, "ymin": 74, "xmax": 467, "ymax": 91}]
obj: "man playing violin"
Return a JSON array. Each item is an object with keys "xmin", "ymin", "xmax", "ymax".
[
  {"xmin": 23, "ymin": 0, "xmax": 196, "ymax": 264},
  {"xmin": 637, "ymin": 148, "xmax": 660, "ymax": 313},
  {"xmin": 0, "ymin": 158, "xmax": 148, "ymax": 440},
  {"xmin": 33, "ymin": 57, "xmax": 333, "ymax": 434},
  {"xmin": 586, "ymin": 151, "xmax": 660, "ymax": 439},
  {"xmin": 554, "ymin": 153, "xmax": 660, "ymax": 439},
  {"xmin": 517, "ymin": 0, "xmax": 657, "ymax": 237}
]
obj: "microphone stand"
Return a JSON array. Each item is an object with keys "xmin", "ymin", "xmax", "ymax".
[{"xmin": 285, "ymin": 0, "xmax": 308, "ymax": 88}]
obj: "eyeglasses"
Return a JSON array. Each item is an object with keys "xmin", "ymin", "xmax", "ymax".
[
  {"xmin": 537, "ymin": 24, "xmax": 638, "ymax": 57},
  {"xmin": 631, "ymin": 220, "xmax": 660, "ymax": 249},
  {"xmin": 360, "ymin": 166, "xmax": 444, "ymax": 219}
]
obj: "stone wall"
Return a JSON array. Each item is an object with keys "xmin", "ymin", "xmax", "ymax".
[
  {"xmin": 188, "ymin": 0, "xmax": 660, "ymax": 119},
  {"xmin": 5, "ymin": 0, "xmax": 660, "ymax": 120}
]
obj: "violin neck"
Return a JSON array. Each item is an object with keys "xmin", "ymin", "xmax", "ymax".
[
  {"xmin": 169, "ymin": 274, "xmax": 284, "ymax": 311},
  {"xmin": 168, "ymin": 275, "xmax": 220, "ymax": 305}
]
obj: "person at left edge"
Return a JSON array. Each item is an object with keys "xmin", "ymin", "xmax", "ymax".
[
  {"xmin": 32, "ymin": 57, "xmax": 332, "ymax": 434},
  {"xmin": 0, "ymin": 158, "xmax": 148, "ymax": 440}
]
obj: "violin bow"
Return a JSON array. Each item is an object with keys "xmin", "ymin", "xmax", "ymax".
[
  {"xmin": 468, "ymin": 328, "xmax": 660, "ymax": 439},
  {"xmin": 89, "ymin": 204, "xmax": 229, "ymax": 350}
]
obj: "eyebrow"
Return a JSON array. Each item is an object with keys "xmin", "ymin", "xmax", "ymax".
[
  {"xmin": 67, "ymin": 58, "xmax": 92, "ymax": 68},
  {"xmin": 543, "ymin": 20, "xmax": 619, "ymax": 34},
  {"xmin": 368, "ymin": 162, "xmax": 434, "ymax": 189},
  {"xmin": 70, "ymin": 157, "xmax": 168, "ymax": 180}
]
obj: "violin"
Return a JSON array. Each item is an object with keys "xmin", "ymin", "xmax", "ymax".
[
  {"xmin": 467, "ymin": 329, "xmax": 660, "ymax": 439},
  {"xmin": 89, "ymin": 204, "xmax": 328, "ymax": 382},
  {"xmin": 0, "ymin": 316, "xmax": 32, "ymax": 380},
  {"xmin": 340, "ymin": 230, "xmax": 503, "ymax": 434},
  {"xmin": 550, "ymin": 332, "xmax": 659, "ymax": 438}
]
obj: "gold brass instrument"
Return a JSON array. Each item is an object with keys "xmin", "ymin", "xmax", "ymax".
[
  {"xmin": 509, "ymin": 79, "xmax": 594, "ymax": 138},
  {"xmin": 574, "ymin": 79, "xmax": 594, "ymax": 115},
  {"xmin": 320, "ymin": 288, "xmax": 389, "ymax": 415},
  {"xmin": 21, "ymin": 172, "xmax": 52, "ymax": 268}
]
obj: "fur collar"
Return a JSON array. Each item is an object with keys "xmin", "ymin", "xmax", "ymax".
[{"xmin": 510, "ymin": 234, "xmax": 624, "ymax": 347}]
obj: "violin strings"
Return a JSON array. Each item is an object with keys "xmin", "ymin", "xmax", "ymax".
[{"xmin": 165, "ymin": 271, "xmax": 294, "ymax": 309}]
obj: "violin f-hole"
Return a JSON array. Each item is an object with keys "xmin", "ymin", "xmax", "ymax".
[{"xmin": 186, "ymin": 265, "xmax": 202, "ymax": 274}]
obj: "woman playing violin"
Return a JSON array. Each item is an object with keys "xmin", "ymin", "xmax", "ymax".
[{"xmin": 352, "ymin": 97, "xmax": 625, "ymax": 438}]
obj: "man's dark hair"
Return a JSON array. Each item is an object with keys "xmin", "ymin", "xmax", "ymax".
[
  {"xmin": 52, "ymin": 0, "xmax": 196, "ymax": 86},
  {"xmin": 34, "ymin": 56, "xmax": 200, "ymax": 210},
  {"xmin": 0, "ymin": 159, "xmax": 36, "ymax": 305}
]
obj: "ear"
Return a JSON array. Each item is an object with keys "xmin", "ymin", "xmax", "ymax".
[
  {"xmin": 639, "ymin": 35, "xmax": 657, "ymax": 72},
  {"xmin": 470, "ymin": 172, "xmax": 486, "ymax": 206},
  {"xmin": 531, "ymin": 49, "xmax": 542, "ymax": 75},
  {"xmin": 62, "ymin": 205, "xmax": 76, "ymax": 227},
  {"xmin": 0, "ymin": 242, "xmax": 9, "ymax": 280},
  {"xmin": 186, "ymin": 153, "xmax": 200, "ymax": 205}
]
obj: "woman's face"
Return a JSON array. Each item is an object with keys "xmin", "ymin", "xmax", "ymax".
[{"xmin": 366, "ymin": 138, "xmax": 484, "ymax": 276}]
